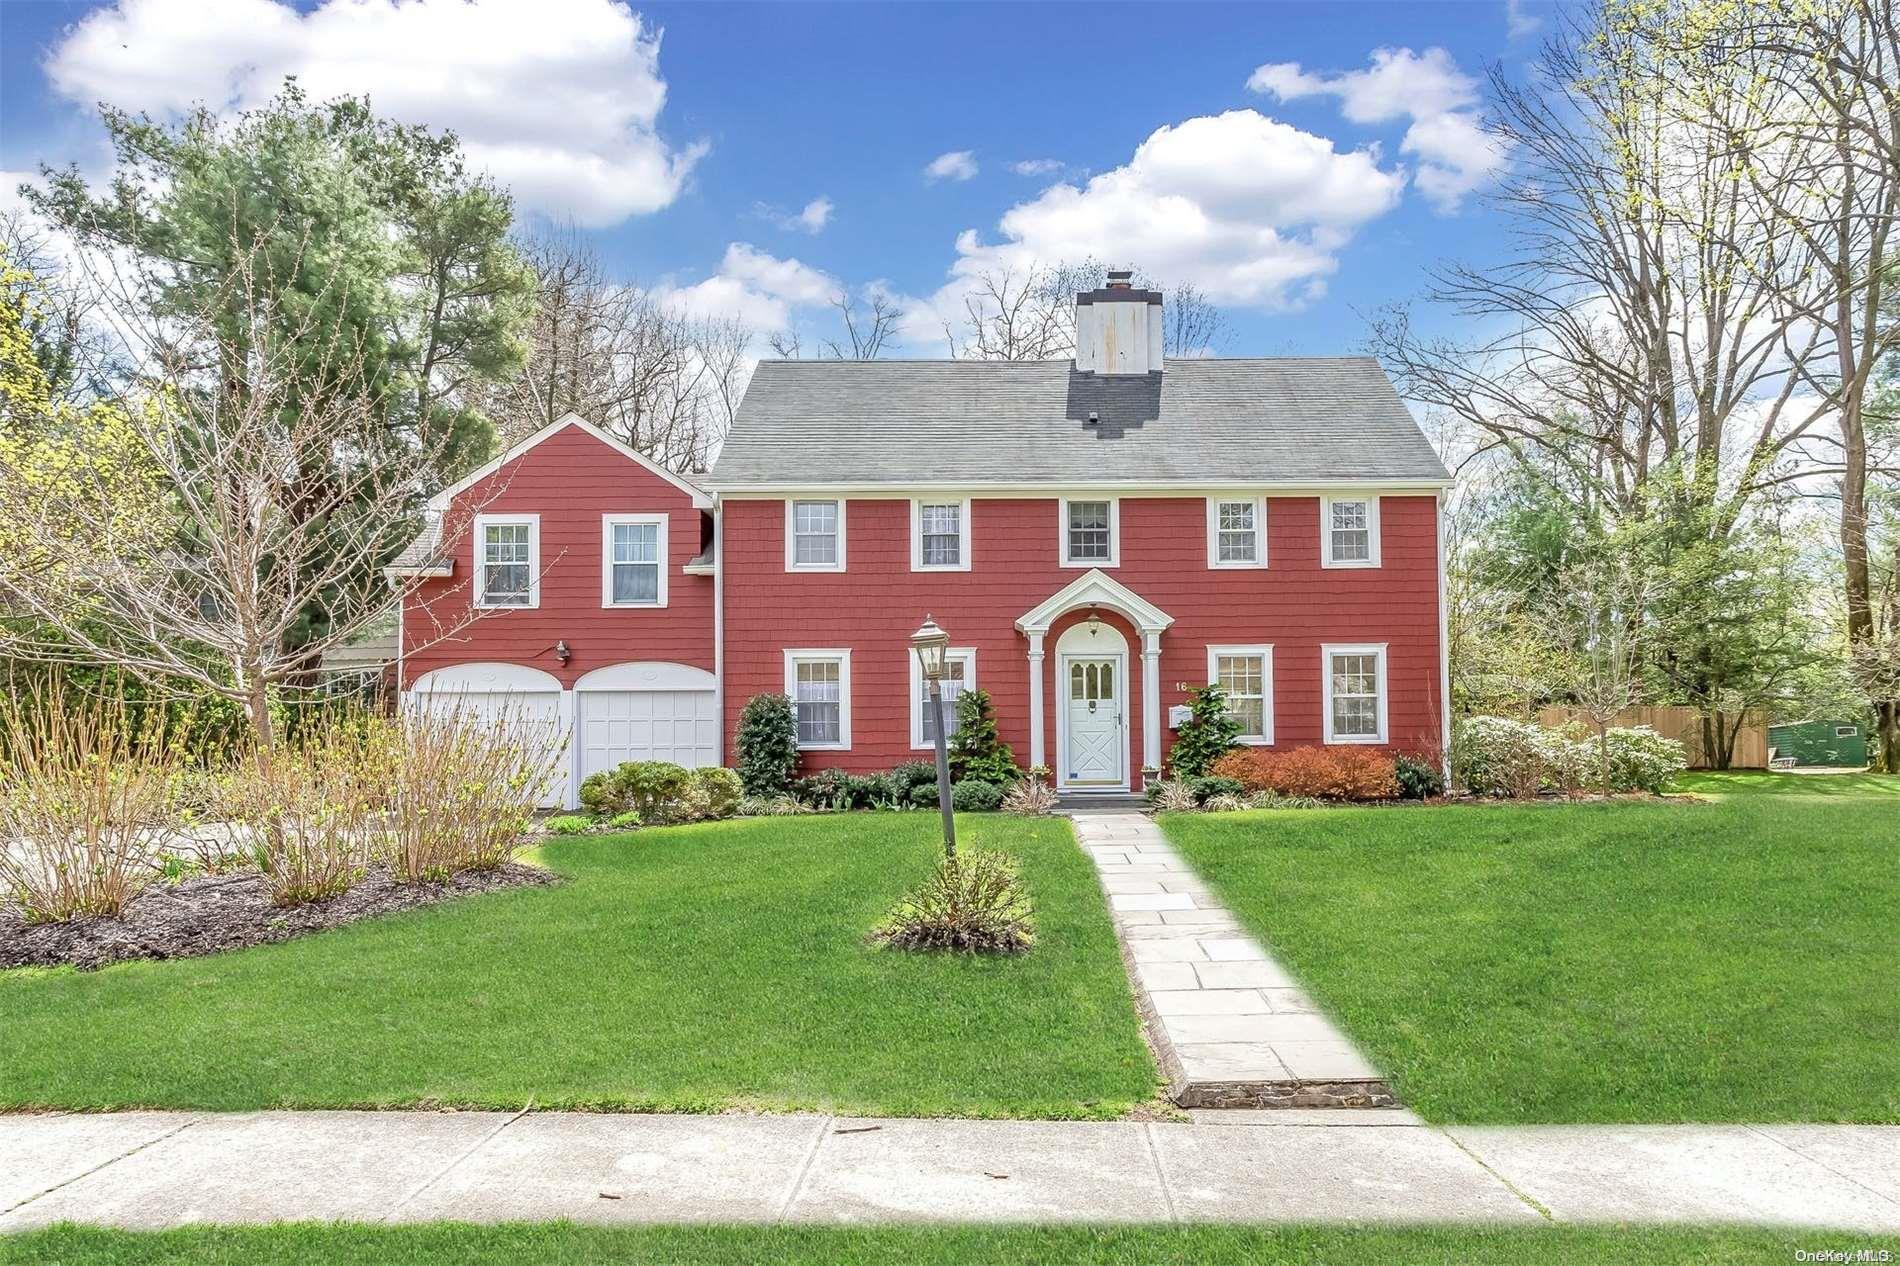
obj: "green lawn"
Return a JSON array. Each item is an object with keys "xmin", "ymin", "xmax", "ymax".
[
  {"xmin": 0, "ymin": 815, "xmax": 1157, "ymax": 1118},
  {"xmin": 1160, "ymin": 773, "xmax": 1900, "ymax": 1124},
  {"xmin": 0, "ymin": 1222, "xmax": 1822, "ymax": 1266}
]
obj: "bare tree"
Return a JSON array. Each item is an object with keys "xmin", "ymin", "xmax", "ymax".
[
  {"xmin": 0, "ymin": 234, "xmax": 496, "ymax": 767},
  {"xmin": 1370, "ymin": 13, "xmax": 1836, "ymax": 533},
  {"xmin": 824, "ymin": 290, "xmax": 904, "ymax": 360},
  {"xmin": 476, "ymin": 226, "xmax": 750, "ymax": 472},
  {"xmin": 944, "ymin": 260, "xmax": 1230, "ymax": 360}
]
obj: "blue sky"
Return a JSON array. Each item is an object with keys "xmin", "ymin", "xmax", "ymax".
[{"xmin": 0, "ymin": 0, "xmax": 1549, "ymax": 357}]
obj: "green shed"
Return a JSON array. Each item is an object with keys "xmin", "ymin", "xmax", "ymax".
[{"xmin": 1767, "ymin": 719, "xmax": 1869, "ymax": 769}]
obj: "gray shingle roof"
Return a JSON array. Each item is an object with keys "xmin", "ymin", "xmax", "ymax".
[
  {"xmin": 708, "ymin": 357, "xmax": 1448, "ymax": 488},
  {"xmin": 389, "ymin": 516, "xmax": 448, "ymax": 574}
]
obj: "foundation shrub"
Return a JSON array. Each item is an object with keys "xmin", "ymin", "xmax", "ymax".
[
  {"xmin": 950, "ymin": 779, "xmax": 1004, "ymax": 812},
  {"xmin": 693, "ymin": 766, "xmax": 744, "ymax": 819},
  {"xmin": 0, "ymin": 694, "xmax": 178, "ymax": 923},
  {"xmin": 1186, "ymin": 775, "xmax": 1246, "ymax": 804},
  {"xmin": 880, "ymin": 762, "xmax": 939, "ymax": 808},
  {"xmin": 947, "ymin": 689, "xmax": 1021, "ymax": 785},
  {"xmin": 735, "ymin": 693, "xmax": 800, "ymax": 797},
  {"xmin": 1209, "ymin": 746, "xmax": 1398, "ymax": 801},
  {"xmin": 873, "ymin": 850, "xmax": 1035, "ymax": 954},
  {"xmin": 793, "ymin": 767, "xmax": 873, "ymax": 811},
  {"xmin": 1393, "ymin": 752, "xmax": 1446, "ymax": 800},
  {"xmin": 1166, "ymin": 684, "xmax": 1242, "ymax": 777}
]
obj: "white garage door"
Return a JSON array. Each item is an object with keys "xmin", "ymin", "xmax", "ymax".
[
  {"xmin": 408, "ymin": 664, "xmax": 568, "ymax": 808},
  {"xmin": 574, "ymin": 661, "xmax": 720, "ymax": 786},
  {"xmin": 577, "ymin": 690, "xmax": 719, "ymax": 781}
]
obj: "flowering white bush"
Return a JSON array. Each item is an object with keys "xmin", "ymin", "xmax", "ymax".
[
  {"xmin": 1455, "ymin": 716, "xmax": 1689, "ymax": 797},
  {"xmin": 1605, "ymin": 726, "xmax": 1688, "ymax": 793},
  {"xmin": 1535, "ymin": 725, "xmax": 1595, "ymax": 798},
  {"xmin": 1452, "ymin": 716, "xmax": 1545, "ymax": 798}
]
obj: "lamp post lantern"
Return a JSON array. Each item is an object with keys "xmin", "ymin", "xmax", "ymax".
[{"xmin": 910, "ymin": 614, "xmax": 957, "ymax": 862}]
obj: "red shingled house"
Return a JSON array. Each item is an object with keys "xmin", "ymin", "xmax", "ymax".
[{"xmin": 392, "ymin": 273, "xmax": 1452, "ymax": 806}]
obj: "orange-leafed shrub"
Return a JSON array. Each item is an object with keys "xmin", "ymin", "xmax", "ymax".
[{"xmin": 1210, "ymin": 746, "xmax": 1399, "ymax": 801}]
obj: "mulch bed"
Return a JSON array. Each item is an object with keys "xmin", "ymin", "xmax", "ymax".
[{"xmin": 0, "ymin": 862, "xmax": 559, "ymax": 971}]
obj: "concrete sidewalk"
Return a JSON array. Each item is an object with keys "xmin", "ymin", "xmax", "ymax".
[{"xmin": 2, "ymin": 1111, "xmax": 1896, "ymax": 1231}]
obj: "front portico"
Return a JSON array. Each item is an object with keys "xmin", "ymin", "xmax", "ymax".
[{"xmin": 1015, "ymin": 570, "xmax": 1174, "ymax": 790}]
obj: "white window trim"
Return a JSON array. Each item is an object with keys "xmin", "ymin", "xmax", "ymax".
[
  {"xmin": 601, "ymin": 513, "xmax": 668, "ymax": 609},
  {"xmin": 1206, "ymin": 496, "xmax": 1268, "ymax": 569},
  {"xmin": 910, "ymin": 497, "xmax": 973, "ymax": 572},
  {"xmin": 785, "ymin": 498, "xmax": 846, "ymax": 572},
  {"xmin": 1321, "ymin": 642, "xmax": 1389, "ymax": 745},
  {"xmin": 783, "ymin": 648, "xmax": 852, "ymax": 750},
  {"xmin": 1059, "ymin": 496, "xmax": 1120, "ymax": 568},
  {"xmin": 1320, "ymin": 495, "xmax": 1381, "ymax": 568},
  {"xmin": 474, "ymin": 513, "xmax": 540, "ymax": 610},
  {"xmin": 910, "ymin": 647, "xmax": 977, "ymax": 749},
  {"xmin": 1207, "ymin": 644, "xmax": 1274, "ymax": 746}
]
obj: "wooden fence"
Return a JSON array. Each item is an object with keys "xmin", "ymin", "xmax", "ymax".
[{"xmin": 1535, "ymin": 705, "xmax": 1770, "ymax": 769}]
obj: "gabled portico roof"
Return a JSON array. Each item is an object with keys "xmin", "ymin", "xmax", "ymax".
[{"xmin": 1015, "ymin": 569, "xmax": 1174, "ymax": 637}]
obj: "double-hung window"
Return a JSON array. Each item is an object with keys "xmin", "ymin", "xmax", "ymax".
[
  {"xmin": 1208, "ymin": 645, "xmax": 1273, "ymax": 744},
  {"xmin": 912, "ymin": 498, "xmax": 971, "ymax": 570},
  {"xmin": 1207, "ymin": 497, "xmax": 1267, "ymax": 568},
  {"xmin": 1322, "ymin": 643, "xmax": 1387, "ymax": 743},
  {"xmin": 1061, "ymin": 497, "xmax": 1119, "ymax": 567},
  {"xmin": 785, "ymin": 650, "xmax": 851, "ymax": 749},
  {"xmin": 475, "ymin": 514, "xmax": 538, "ymax": 608},
  {"xmin": 1321, "ymin": 496, "xmax": 1381, "ymax": 567},
  {"xmin": 602, "ymin": 514, "xmax": 667, "ymax": 607},
  {"xmin": 911, "ymin": 648, "xmax": 975, "ymax": 748},
  {"xmin": 786, "ymin": 498, "xmax": 845, "ymax": 571}
]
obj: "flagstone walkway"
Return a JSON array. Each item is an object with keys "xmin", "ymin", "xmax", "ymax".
[{"xmin": 1071, "ymin": 812, "xmax": 1393, "ymax": 1108}]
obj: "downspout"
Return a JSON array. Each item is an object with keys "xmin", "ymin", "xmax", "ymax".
[
  {"xmin": 713, "ymin": 495, "xmax": 725, "ymax": 766},
  {"xmin": 1436, "ymin": 488, "xmax": 1453, "ymax": 784}
]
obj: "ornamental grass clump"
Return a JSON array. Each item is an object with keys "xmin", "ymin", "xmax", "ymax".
[
  {"xmin": 378, "ymin": 706, "xmax": 561, "ymax": 882},
  {"xmin": 1001, "ymin": 769, "xmax": 1059, "ymax": 816},
  {"xmin": 226, "ymin": 721, "xmax": 376, "ymax": 906},
  {"xmin": 874, "ymin": 850, "xmax": 1035, "ymax": 955},
  {"xmin": 0, "ymin": 693, "xmax": 178, "ymax": 923}
]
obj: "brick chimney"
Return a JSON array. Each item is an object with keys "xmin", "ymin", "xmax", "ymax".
[{"xmin": 1074, "ymin": 269, "xmax": 1163, "ymax": 375}]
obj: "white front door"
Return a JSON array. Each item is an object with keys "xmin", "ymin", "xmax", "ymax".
[{"xmin": 1064, "ymin": 656, "xmax": 1124, "ymax": 787}]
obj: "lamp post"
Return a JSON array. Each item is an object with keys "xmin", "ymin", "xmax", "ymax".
[{"xmin": 910, "ymin": 614, "xmax": 956, "ymax": 862}]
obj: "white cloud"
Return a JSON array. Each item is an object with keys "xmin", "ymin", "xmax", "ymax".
[
  {"xmin": 1506, "ymin": 0, "xmax": 1543, "ymax": 40},
  {"xmin": 929, "ymin": 109, "xmax": 1402, "ymax": 317},
  {"xmin": 794, "ymin": 197, "xmax": 833, "ymax": 233},
  {"xmin": 42, "ymin": 0, "xmax": 706, "ymax": 227},
  {"xmin": 924, "ymin": 150, "xmax": 978, "ymax": 183},
  {"xmin": 653, "ymin": 242, "xmax": 838, "ymax": 334},
  {"xmin": 752, "ymin": 196, "xmax": 832, "ymax": 234},
  {"xmin": 1011, "ymin": 158, "xmax": 1064, "ymax": 176},
  {"xmin": 1248, "ymin": 46, "xmax": 1506, "ymax": 213}
]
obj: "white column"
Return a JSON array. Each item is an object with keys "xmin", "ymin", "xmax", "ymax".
[
  {"xmin": 1141, "ymin": 631, "xmax": 1162, "ymax": 778},
  {"xmin": 560, "ymin": 687, "xmax": 580, "ymax": 809},
  {"xmin": 1027, "ymin": 632, "xmax": 1046, "ymax": 770}
]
